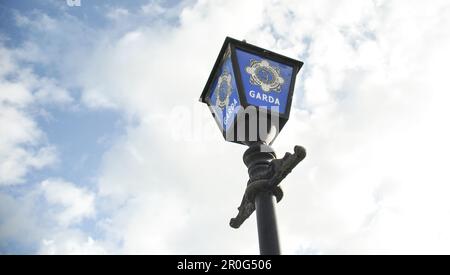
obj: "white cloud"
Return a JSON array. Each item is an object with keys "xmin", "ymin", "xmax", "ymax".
[
  {"xmin": 271, "ymin": 0, "xmax": 450, "ymax": 254},
  {"xmin": 14, "ymin": 11, "xmax": 58, "ymax": 32},
  {"xmin": 39, "ymin": 231, "xmax": 107, "ymax": 255},
  {"xmin": 0, "ymin": 92, "xmax": 54, "ymax": 185},
  {"xmin": 33, "ymin": 79, "xmax": 73, "ymax": 105},
  {"xmin": 0, "ymin": 46, "xmax": 62, "ymax": 185},
  {"xmin": 0, "ymin": 82, "xmax": 33, "ymax": 108},
  {"xmin": 0, "ymin": 47, "xmax": 16, "ymax": 78},
  {"xmin": 106, "ymin": 8, "xmax": 130, "ymax": 21},
  {"xmin": 40, "ymin": 179, "xmax": 95, "ymax": 226},
  {"xmin": 0, "ymin": 192, "xmax": 43, "ymax": 248},
  {"xmin": 0, "ymin": 178, "xmax": 103, "ymax": 253},
  {"xmin": 141, "ymin": 1, "xmax": 166, "ymax": 16}
]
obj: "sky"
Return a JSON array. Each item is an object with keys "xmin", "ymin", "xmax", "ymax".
[{"xmin": 1, "ymin": 0, "xmax": 450, "ymax": 254}]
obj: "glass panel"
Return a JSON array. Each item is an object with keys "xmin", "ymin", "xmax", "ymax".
[
  {"xmin": 235, "ymin": 48, "xmax": 293, "ymax": 114},
  {"xmin": 208, "ymin": 47, "xmax": 241, "ymax": 131}
]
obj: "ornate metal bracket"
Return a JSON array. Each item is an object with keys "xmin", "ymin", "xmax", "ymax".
[{"xmin": 230, "ymin": 145, "xmax": 306, "ymax": 229}]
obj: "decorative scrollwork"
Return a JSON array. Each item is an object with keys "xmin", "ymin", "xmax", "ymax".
[{"xmin": 230, "ymin": 145, "xmax": 306, "ymax": 228}]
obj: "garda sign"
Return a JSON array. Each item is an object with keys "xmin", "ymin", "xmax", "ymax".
[
  {"xmin": 200, "ymin": 37, "xmax": 303, "ymax": 145},
  {"xmin": 208, "ymin": 47, "xmax": 241, "ymax": 131},
  {"xmin": 236, "ymin": 49, "xmax": 293, "ymax": 114}
]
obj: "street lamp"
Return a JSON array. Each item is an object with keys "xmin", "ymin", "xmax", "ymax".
[{"xmin": 199, "ymin": 37, "xmax": 306, "ymax": 255}]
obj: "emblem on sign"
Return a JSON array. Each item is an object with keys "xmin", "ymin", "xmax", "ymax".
[
  {"xmin": 215, "ymin": 70, "xmax": 232, "ymax": 109},
  {"xmin": 245, "ymin": 60, "xmax": 284, "ymax": 92}
]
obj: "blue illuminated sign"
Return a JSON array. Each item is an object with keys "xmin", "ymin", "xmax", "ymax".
[
  {"xmin": 209, "ymin": 48, "xmax": 241, "ymax": 131},
  {"xmin": 235, "ymin": 49, "xmax": 293, "ymax": 114}
]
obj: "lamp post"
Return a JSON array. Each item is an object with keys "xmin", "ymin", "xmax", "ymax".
[{"xmin": 199, "ymin": 37, "xmax": 305, "ymax": 255}]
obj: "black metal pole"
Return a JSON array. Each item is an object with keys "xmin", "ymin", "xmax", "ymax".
[
  {"xmin": 255, "ymin": 191, "xmax": 280, "ymax": 255},
  {"xmin": 243, "ymin": 143, "xmax": 281, "ymax": 255}
]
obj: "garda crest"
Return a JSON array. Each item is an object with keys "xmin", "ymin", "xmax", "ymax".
[
  {"xmin": 245, "ymin": 60, "xmax": 284, "ymax": 92},
  {"xmin": 215, "ymin": 70, "xmax": 232, "ymax": 109}
]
